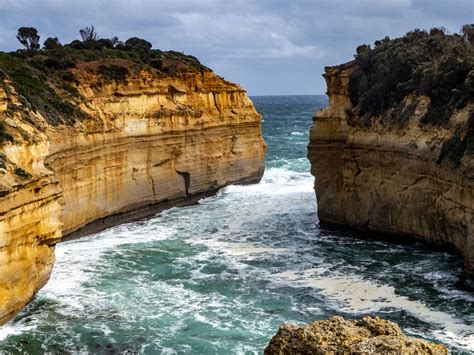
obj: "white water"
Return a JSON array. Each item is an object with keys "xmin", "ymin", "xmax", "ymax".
[{"xmin": 1, "ymin": 95, "xmax": 472, "ymax": 353}]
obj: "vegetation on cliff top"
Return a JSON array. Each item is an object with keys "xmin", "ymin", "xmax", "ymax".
[
  {"xmin": 0, "ymin": 26, "xmax": 209, "ymax": 132},
  {"xmin": 349, "ymin": 26, "xmax": 473, "ymax": 125},
  {"xmin": 348, "ymin": 25, "xmax": 474, "ymax": 167}
]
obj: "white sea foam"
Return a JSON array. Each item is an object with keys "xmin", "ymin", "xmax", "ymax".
[
  {"xmin": 45, "ymin": 223, "xmax": 175, "ymax": 300},
  {"xmin": 0, "ymin": 324, "xmax": 34, "ymax": 341},
  {"xmin": 198, "ymin": 240, "xmax": 286, "ymax": 257},
  {"xmin": 2, "ymin": 164, "xmax": 472, "ymax": 353},
  {"xmin": 290, "ymin": 131, "xmax": 305, "ymax": 136},
  {"xmin": 224, "ymin": 167, "xmax": 314, "ymax": 195},
  {"xmin": 274, "ymin": 268, "xmax": 474, "ymax": 351}
]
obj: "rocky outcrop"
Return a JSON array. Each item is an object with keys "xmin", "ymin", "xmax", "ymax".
[
  {"xmin": 265, "ymin": 316, "xmax": 448, "ymax": 354},
  {"xmin": 308, "ymin": 61, "xmax": 474, "ymax": 274},
  {"xmin": 0, "ymin": 58, "xmax": 266, "ymax": 324}
]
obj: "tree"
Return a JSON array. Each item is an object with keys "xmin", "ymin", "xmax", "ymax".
[
  {"xmin": 16, "ymin": 27, "xmax": 40, "ymax": 52},
  {"xmin": 97, "ymin": 38, "xmax": 114, "ymax": 49},
  {"xmin": 125, "ymin": 37, "xmax": 152, "ymax": 51},
  {"xmin": 79, "ymin": 25, "xmax": 98, "ymax": 42},
  {"xmin": 68, "ymin": 39, "xmax": 85, "ymax": 49},
  {"xmin": 43, "ymin": 37, "xmax": 62, "ymax": 50},
  {"xmin": 124, "ymin": 37, "xmax": 152, "ymax": 61}
]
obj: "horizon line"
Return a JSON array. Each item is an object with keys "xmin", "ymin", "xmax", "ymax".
[{"xmin": 249, "ymin": 93, "xmax": 326, "ymax": 97}]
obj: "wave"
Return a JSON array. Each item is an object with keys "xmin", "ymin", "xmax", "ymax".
[
  {"xmin": 1, "ymin": 163, "xmax": 472, "ymax": 353},
  {"xmin": 223, "ymin": 167, "xmax": 314, "ymax": 196}
]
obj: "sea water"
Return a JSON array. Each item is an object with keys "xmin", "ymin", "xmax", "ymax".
[{"xmin": 0, "ymin": 96, "xmax": 473, "ymax": 354}]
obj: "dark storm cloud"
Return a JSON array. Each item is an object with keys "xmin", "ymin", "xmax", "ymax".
[{"xmin": 0, "ymin": 0, "xmax": 472, "ymax": 94}]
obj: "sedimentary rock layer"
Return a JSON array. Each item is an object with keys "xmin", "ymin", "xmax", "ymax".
[
  {"xmin": 308, "ymin": 63, "xmax": 473, "ymax": 274},
  {"xmin": 0, "ymin": 61, "xmax": 266, "ymax": 324},
  {"xmin": 265, "ymin": 316, "xmax": 448, "ymax": 354}
]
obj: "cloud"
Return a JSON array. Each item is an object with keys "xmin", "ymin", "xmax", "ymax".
[
  {"xmin": 267, "ymin": 32, "xmax": 321, "ymax": 58},
  {"xmin": 0, "ymin": 0, "xmax": 472, "ymax": 94}
]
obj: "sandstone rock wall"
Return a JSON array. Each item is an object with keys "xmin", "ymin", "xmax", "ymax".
[
  {"xmin": 0, "ymin": 65, "xmax": 266, "ymax": 323},
  {"xmin": 0, "ymin": 173, "xmax": 62, "ymax": 324},
  {"xmin": 308, "ymin": 63, "xmax": 474, "ymax": 274},
  {"xmin": 265, "ymin": 316, "xmax": 448, "ymax": 354}
]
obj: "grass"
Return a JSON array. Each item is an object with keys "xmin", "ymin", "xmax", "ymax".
[
  {"xmin": 0, "ymin": 36, "xmax": 211, "ymax": 148},
  {"xmin": 0, "ymin": 52, "xmax": 88, "ymax": 126}
]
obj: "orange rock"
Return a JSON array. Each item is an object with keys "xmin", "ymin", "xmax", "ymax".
[
  {"xmin": 265, "ymin": 316, "xmax": 448, "ymax": 354},
  {"xmin": 308, "ymin": 63, "xmax": 474, "ymax": 275},
  {"xmin": 0, "ymin": 58, "xmax": 266, "ymax": 324}
]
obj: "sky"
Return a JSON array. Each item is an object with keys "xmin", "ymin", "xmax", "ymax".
[{"xmin": 0, "ymin": 0, "xmax": 472, "ymax": 95}]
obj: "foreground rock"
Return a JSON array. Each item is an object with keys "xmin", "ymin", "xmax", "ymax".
[
  {"xmin": 308, "ymin": 28, "xmax": 473, "ymax": 274},
  {"xmin": 0, "ymin": 49, "xmax": 266, "ymax": 324},
  {"xmin": 265, "ymin": 316, "xmax": 447, "ymax": 354}
]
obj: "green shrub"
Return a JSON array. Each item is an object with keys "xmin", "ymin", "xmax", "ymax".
[
  {"xmin": 14, "ymin": 166, "xmax": 31, "ymax": 180},
  {"xmin": 0, "ymin": 32, "xmax": 208, "ymax": 130},
  {"xmin": 97, "ymin": 38, "xmax": 114, "ymax": 49},
  {"xmin": 10, "ymin": 68, "xmax": 44, "ymax": 96},
  {"xmin": 436, "ymin": 112, "xmax": 474, "ymax": 167},
  {"xmin": 61, "ymin": 71, "xmax": 76, "ymax": 82},
  {"xmin": 124, "ymin": 37, "xmax": 152, "ymax": 51},
  {"xmin": 437, "ymin": 133, "xmax": 466, "ymax": 168},
  {"xmin": 349, "ymin": 27, "xmax": 473, "ymax": 126},
  {"xmin": 43, "ymin": 37, "xmax": 62, "ymax": 50},
  {"xmin": 68, "ymin": 40, "xmax": 85, "ymax": 50},
  {"xmin": 61, "ymin": 82, "xmax": 80, "ymax": 96},
  {"xmin": 98, "ymin": 64, "xmax": 129, "ymax": 81},
  {"xmin": 52, "ymin": 99, "xmax": 76, "ymax": 115},
  {"xmin": 0, "ymin": 121, "xmax": 13, "ymax": 143}
]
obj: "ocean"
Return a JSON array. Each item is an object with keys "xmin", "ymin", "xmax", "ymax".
[{"xmin": 0, "ymin": 95, "xmax": 473, "ymax": 353}]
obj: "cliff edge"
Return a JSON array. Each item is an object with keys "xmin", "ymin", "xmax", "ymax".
[
  {"xmin": 308, "ymin": 28, "xmax": 473, "ymax": 274},
  {"xmin": 0, "ymin": 43, "xmax": 266, "ymax": 323}
]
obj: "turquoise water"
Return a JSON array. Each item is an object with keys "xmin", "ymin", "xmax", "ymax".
[{"xmin": 1, "ymin": 95, "xmax": 473, "ymax": 353}]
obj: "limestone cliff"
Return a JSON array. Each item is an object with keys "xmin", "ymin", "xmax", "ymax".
[
  {"xmin": 265, "ymin": 316, "xmax": 448, "ymax": 354},
  {"xmin": 0, "ymin": 52, "xmax": 265, "ymax": 324},
  {"xmin": 308, "ymin": 29, "xmax": 473, "ymax": 274}
]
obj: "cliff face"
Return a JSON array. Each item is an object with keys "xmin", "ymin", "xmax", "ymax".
[
  {"xmin": 46, "ymin": 65, "xmax": 265, "ymax": 234},
  {"xmin": 308, "ymin": 62, "xmax": 473, "ymax": 274},
  {"xmin": 0, "ymin": 59, "xmax": 266, "ymax": 323}
]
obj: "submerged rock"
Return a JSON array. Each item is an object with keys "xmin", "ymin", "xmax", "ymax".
[{"xmin": 265, "ymin": 316, "xmax": 447, "ymax": 354}]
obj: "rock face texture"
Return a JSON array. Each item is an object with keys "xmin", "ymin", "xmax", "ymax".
[
  {"xmin": 265, "ymin": 316, "xmax": 448, "ymax": 354},
  {"xmin": 308, "ymin": 61, "xmax": 474, "ymax": 274},
  {"xmin": 0, "ymin": 57, "xmax": 265, "ymax": 324}
]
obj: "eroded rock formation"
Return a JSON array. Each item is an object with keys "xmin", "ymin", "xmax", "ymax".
[
  {"xmin": 265, "ymin": 316, "xmax": 447, "ymax": 354},
  {"xmin": 309, "ymin": 53, "xmax": 473, "ymax": 275},
  {"xmin": 0, "ymin": 56, "xmax": 265, "ymax": 324}
]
